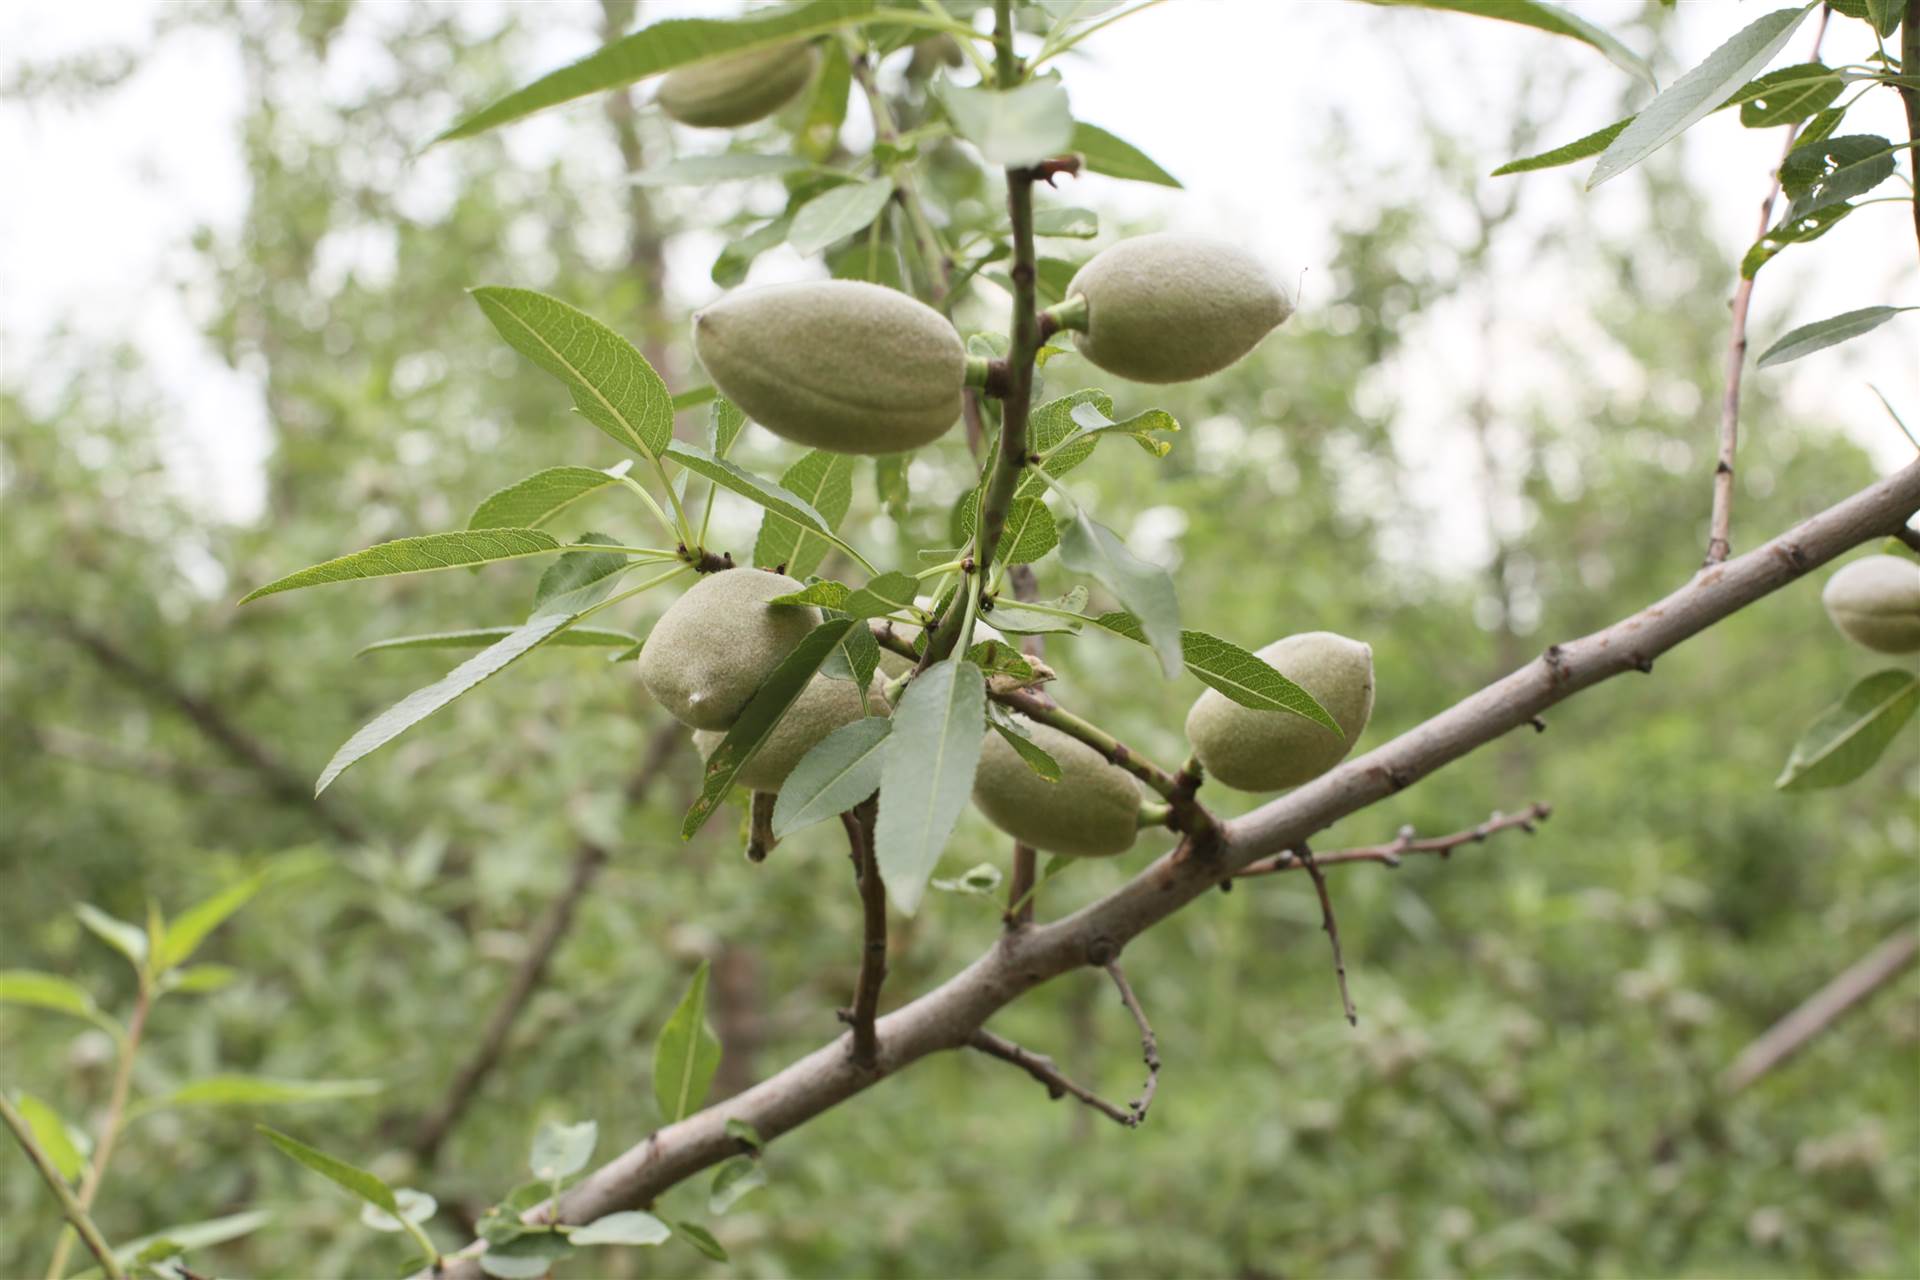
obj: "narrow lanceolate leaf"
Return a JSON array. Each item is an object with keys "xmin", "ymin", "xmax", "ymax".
[
  {"xmin": 1492, "ymin": 117, "xmax": 1631, "ymax": 175},
  {"xmin": 1780, "ymin": 134, "xmax": 1896, "ymax": 222},
  {"xmin": 100, "ymin": 1212, "xmax": 274, "ymax": 1272},
  {"xmin": 631, "ymin": 153, "xmax": 811, "ymax": 187},
  {"xmin": 1070, "ymin": 121, "xmax": 1181, "ymax": 186},
  {"xmin": 240, "ymin": 530, "xmax": 562, "ymax": 604},
  {"xmin": 156, "ymin": 875, "xmax": 263, "ymax": 971},
  {"xmin": 1777, "ymin": 669, "xmax": 1920, "ymax": 790},
  {"xmin": 76, "ymin": 904, "xmax": 148, "ymax": 970},
  {"xmin": 317, "ymin": 612, "xmax": 576, "ymax": 795},
  {"xmin": 151, "ymin": 1076, "xmax": 383, "ymax": 1111},
  {"xmin": 16, "ymin": 1094, "xmax": 83, "ymax": 1182},
  {"xmin": 1756, "ymin": 307, "xmax": 1915, "ymax": 369},
  {"xmin": 755, "ymin": 450, "xmax": 856, "ymax": 578},
  {"xmin": 434, "ymin": 0, "xmax": 883, "ymax": 141},
  {"xmin": 1091, "ymin": 615, "xmax": 1339, "ymax": 729},
  {"xmin": 357, "ymin": 626, "xmax": 639, "ymax": 656},
  {"xmin": 799, "ymin": 36, "xmax": 851, "ymax": 160},
  {"xmin": 1373, "ymin": 0, "xmax": 1653, "ymax": 88},
  {"xmin": 842, "ymin": 571, "xmax": 920, "ymax": 620},
  {"xmin": 0, "ymin": 970, "xmax": 109, "ymax": 1026},
  {"xmin": 773, "ymin": 717, "xmax": 892, "ymax": 838},
  {"xmin": 682, "ymin": 619, "xmax": 860, "ymax": 838},
  {"xmin": 937, "ymin": 78, "xmax": 1075, "ymax": 167},
  {"xmin": 1733, "ymin": 62, "xmax": 1843, "ymax": 127},
  {"xmin": 707, "ymin": 397, "xmax": 748, "ymax": 458},
  {"xmin": 529, "ymin": 1120, "xmax": 597, "ymax": 1180},
  {"xmin": 788, "ymin": 178, "xmax": 895, "ymax": 256},
  {"xmin": 988, "ymin": 711, "xmax": 1060, "ymax": 781},
  {"xmin": 988, "ymin": 585, "xmax": 1089, "ymax": 636},
  {"xmin": 1058, "ymin": 510, "xmax": 1182, "ymax": 678},
  {"xmin": 874, "ymin": 659, "xmax": 987, "ymax": 916},
  {"xmin": 1741, "ymin": 201, "xmax": 1854, "ymax": 279},
  {"xmin": 530, "ymin": 534, "xmax": 630, "ymax": 617},
  {"xmin": 1590, "ymin": 6, "xmax": 1813, "ymax": 189},
  {"xmin": 472, "ymin": 287, "xmax": 672, "ymax": 462},
  {"xmin": 469, "ymin": 464, "xmax": 630, "ymax": 530},
  {"xmin": 666, "ymin": 442, "xmax": 830, "ymax": 535},
  {"xmin": 572, "ymin": 1211, "xmax": 672, "ymax": 1247},
  {"xmin": 258, "ymin": 1126, "xmax": 400, "ymax": 1216},
  {"xmin": 671, "ymin": 1221, "xmax": 728, "ymax": 1262},
  {"xmin": 654, "ymin": 961, "xmax": 722, "ymax": 1123}
]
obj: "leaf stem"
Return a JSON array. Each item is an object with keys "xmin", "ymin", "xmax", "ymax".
[
  {"xmin": 1, "ymin": 1093, "xmax": 125, "ymax": 1280},
  {"xmin": 45, "ymin": 982, "xmax": 149, "ymax": 1280},
  {"xmin": 616, "ymin": 472, "xmax": 682, "ymax": 545}
]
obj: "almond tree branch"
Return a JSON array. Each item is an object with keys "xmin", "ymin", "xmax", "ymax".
[
  {"xmin": 404, "ymin": 726, "xmax": 682, "ymax": 1165},
  {"xmin": 0, "ymin": 1091, "xmax": 125, "ymax": 1280},
  {"xmin": 966, "ymin": 1030, "xmax": 1136, "ymax": 1126},
  {"xmin": 1100, "ymin": 959, "xmax": 1160, "ymax": 1125},
  {"xmin": 841, "ymin": 797, "xmax": 887, "ymax": 1069},
  {"xmin": 1707, "ymin": 6, "xmax": 1831, "ymax": 565},
  {"xmin": 1236, "ymin": 803, "xmax": 1550, "ymax": 878},
  {"xmin": 423, "ymin": 459, "xmax": 1920, "ymax": 1279},
  {"xmin": 1295, "ymin": 846, "xmax": 1357, "ymax": 1026},
  {"xmin": 1720, "ymin": 925, "xmax": 1919, "ymax": 1095}
]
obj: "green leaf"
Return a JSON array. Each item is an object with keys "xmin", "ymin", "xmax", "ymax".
[
  {"xmin": 1780, "ymin": 134, "xmax": 1896, "ymax": 222},
  {"xmin": 632, "ymin": 152, "xmax": 811, "ymax": 187},
  {"xmin": 1590, "ymin": 5, "xmax": 1813, "ymax": 189},
  {"xmin": 961, "ymin": 495, "xmax": 1058, "ymax": 565},
  {"xmin": 76, "ymin": 903, "xmax": 148, "ymax": 971},
  {"xmin": 357, "ymin": 626, "xmax": 640, "ymax": 656},
  {"xmin": 1179, "ymin": 630, "xmax": 1338, "ymax": 729},
  {"xmin": 755, "ymin": 450, "xmax": 856, "ymax": 578},
  {"xmin": 966, "ymin": 639, "xmax": 1033, "ymax": 679},
  {"xmin": 788, "ymin": 177, "xmax": 896, "ymax": 255},
  {"xmin": 1734, "ymin": 62, "xmax": 1843, "ymax": 127},
  {"xmin": 152, "ymin": 1076, "xmax": 383, "ymax": 1111},
  {"xmin": 725, "ymin": 1118, "xmax": 763, "ymax": 1150},
  {"xmin": 772, "ymin": 716, "xmax": 892, "ymax": 838},
  {"xmin": 161, "ymin": 964, "xmax": 240, "ymax": 995},
  {"xmin": 682, "ymin": 618, "xmax": 861, "ymax": 838},
  {"xmin": 530, "ymin": 1119, "xmax": 597, "ymax": 1180},
  {"xmin": 469, "ymin": 464, "xmax": 629, "ymax": 530},
  {"xmin": 671, "ymin": 1220, "xmax": 729, "ymax": 1262},
  {"xmin": 1794, "ymin": 104, "xmax": 1846, "ymax": 148},
  {"xmin": 1492, "ymin": 117, "xmax": 1632, "ymax": 175},
  {"xmin": 707, "ymin": 397, "xmax": 748, "ymax": 458},
  {"xmin": 874, "ymin": 658, "xmax": 987, "ymax": 916},
  {"xmin": 1777, "ymin": 669, "xmax": 1920, "ymax": 790},
  {"xmin": 15, "ymin": 1093, "xmax": 83, "ymax": 1182},
  {"xmin": 154, "ymin": 876, "xmax": 262, "ymax": 972},
  {"xmin": 987, "ymin": 585, "xmax": 1089, "ymax": 635},
  {"xmin": 480, "ymin": 1233, "xmax": 573, "ymax": 1279},
  {"xmin": 572, "ymin": 1210, "xmax": 672, "ymax": 1247},
  {"xmin": 1374, "ymin": 0, "xmax": 1653, "ymax": 87},
  {"xmin": 937, "ymin": 77, "xmax": 1075, "ymax": 167},
  {"xmin": 666, "ymin": 442, "xmax": 832, "ymax": 537},
  {"xmin": 435, "ymin": 0, "xmax": 883, "ymax": 141},
  {"xmin": 0, "ymin": 969, "xmax": 110, "ymax": 1028},
  {"xmin": 654, "ymin": 961, "xmax": 722, "ymax": 1124},
  {"xmin": 1057, "ymin": 509, "xmax": 1182, "ymax": 678},
  {"xmin": 1756, "ymin": 306, "xmax": 1915, "ymax": 368},
  {"xmin": 360, "ymin": 1188, "xmax": 437, "ymax": 1234},
  {"xmin": 1069, "ymin": 121, "xmax": 1181, "ymax": 187},
  {"xmin": 799, "ymin": 37, "xmax": 852, "ymax": 159},
  {"xmin": 713, "ymin": 215, "xmax": 793, "ymax": 288},
  {"xmin": 472, "ymin": 287, "xmax": 672, "ymax": 463},
  {"xmin": 988, "ymin": 711, "xmax": 1060, "ymax": 781},
  {"xmin": 1066, "ymin": 399, "xmax": 1181, "ymax": 457},
  {"xmin": 1865, "ymin": 0, "xmax": 1902, "ymax": 37},
  {"xmin": 843, "ymin": 570, "xmax": 922, "ymax": 619},
  {"xmin": 258, "ymin": 1125, "xmax": 399, "ymax": 1216},
  {"xmin": 769, "ymin": 579, "xmax": 852, "ymax": 609},
  {"xmin": 1017, "ymin": 389, "xmax": 1112, "ymax": 497},
  {"xmin": 78, "ymin": 1211, "xmax": 275, "ymax": 1277},
  {"xmin": 708, "ymin": 1157, "xmax": 767, "ymax": 1215},
  {"xmin": 530, "ymin": 534, "xmax": 630, "ymax": 618},
  {"xmin": 240, "ymin": 530, "xmax": 564, "ymax": 604},
  {"xmin": 1033, "ymin": 205, "xmax": 1098, "ymax": 238},
  {"xmin": 317, "ymin": 611, "xmax": 579, "ymax": 795},
  {"xmin": 875, "ymin": 453, "xmax": 910, "ymax": 518},
  {"xmin": 1741, "ymin": 200, "xmax": 1854, "ymax": 279}
]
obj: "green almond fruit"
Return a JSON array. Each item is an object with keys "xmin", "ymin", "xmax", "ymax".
[
  {"xmin": 656, "ymin": 43, "xmax": 820, "ymax": 129},
  {"xmin": 694, "ymin": 675, "xmax": 887, "ymax": 792},
  {"xmin": 973, "ymin": 717, "xmax": 1142, "ymax": 858},
  {"xmin": 692, "ymin": 280, "xmax": 966, "ymax": 454},
  {"xmin": 1822, "ymin": 554, "xmax": 1920, "ymax": 654},
  {"xmin": 637, "ymin": 568, "xmax": 818, "ymax": 730},
  {"xmin": 1067, "ymin": 232, "xmax": 1292, "ymax": 384},
  {"xmin": 1186, "ymin": 632, "xmax": 1373, "ymax": 792}
]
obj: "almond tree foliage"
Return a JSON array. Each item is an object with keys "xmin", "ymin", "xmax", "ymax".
[{"xmin": 2, "ymin": 2, "xmax": 1917, "ymax": 1278}]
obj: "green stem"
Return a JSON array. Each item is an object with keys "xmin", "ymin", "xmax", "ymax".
[
  {"xmin": 616, "ymin": 473, "xmax": 681, "ymax": 545},
  {"xmin": 1, "ymin": 1093, "xmax": 125, "ymax": 1280},
  {"xmin": 45, "ymin": 984, "xmax": 149, "ymax": 1280}
]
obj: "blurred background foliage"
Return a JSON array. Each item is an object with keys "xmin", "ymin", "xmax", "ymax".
[{"xmin": 2, "ymin": 2, "xmax": 1915, "ymax": 1278}]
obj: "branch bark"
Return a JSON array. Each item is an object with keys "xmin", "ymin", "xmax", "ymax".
[
  {"xmin": 841, "ymin": 799, "xmax": 887, "ymax": 1069},
  {"xmin": 1720, "ymin": 925, "xmax": 1919, "ymax": 1095},
  {"xmin": 421, "ymin": 459, "xmax": 1920, "ymax": 1279},
  {"xmin": 1236, "ymin": 803, "xmax": 1549, "ymax": 877}
]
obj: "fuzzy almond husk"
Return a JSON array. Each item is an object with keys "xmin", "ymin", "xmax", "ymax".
[
  {"xmin": 1185, "ymin": 631, "xmax": 1374, "ymax": 792},
  {"xmin": 973, "ymin": 717, "xmax": 1142, "ymax": 858},
  {"xmin": 657, "ymin": 44, "xmax": 819, "ymax": 128},
  {"xmin": 1822, "ymin": 554, "xmax": 1920, "ymax": 654},
  {"xmin": 694, "ymin": 675, "xmax": 888, "ymax": 791},
  {"xmin": 637, "ymin": 568, "xmax": 818, "ymax": 730}
]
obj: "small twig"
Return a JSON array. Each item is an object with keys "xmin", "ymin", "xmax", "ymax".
[
  {"xmin": 1295, "ymin": 847, "xmax": 1357, "ymax": 1026},
  {"xmin": 967, "ymin": 1030, "xmax": 1136, "ymax": 1126},
  {"xmin": 1005, "ymin": 845, "xmax": 1037, "ymax": 928},
  {"xmin": 0, "ymin": 1092, "xmax": 125, "ymax": 1280},
  {"xmin": 46, "ymin": 984, "xmax": 150, "ymax": 1280},
  {"xmin": 1101, "ymin": 960, "xmax": 1160, "ymax": 1125},
  {"xmin": 1721, "ymin": 926, "xmax": 1918, "ymax": 1095},
  {"xmin": 1708, "ymin": 5, "xmax": 1830, "ymax": 565},
  {"xmin": 1235, "ymin": 803, "xmax": 1550, "ymax": 879},
  {"xmin": 746, "ymin": 791, "xmax": 778, "ymax": 863},
  {"xmin": 842, "ymin": 798, "xmax": 886, "ymax": 1069}
]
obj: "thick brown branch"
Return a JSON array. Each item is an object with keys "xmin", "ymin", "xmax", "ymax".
[
  {"xmin": 1720, "ymin": 926, "xmax": 1919, "ymax": 1095},
  {"xmin": 967, "ymin": 1029, "xmax": 1136, "ymax": 1126},
  {"xmin": 841, "ymin": 798, "xmax": 886, "ymax": 1069},
  {"xmin": 1236, "ymin": 803, "xmax": 1550, "ymax": 878},
  {"xmin": 424, "ymin": 461, "xmax": 1920, "ymax": 1279},
  {"xmin": 1708, "ymin": 6, "xmax": 1830, "ymax": 565},
  {"xmin": 406, "ymin": 728, "xmax": 681, "ymax": 1164}
]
